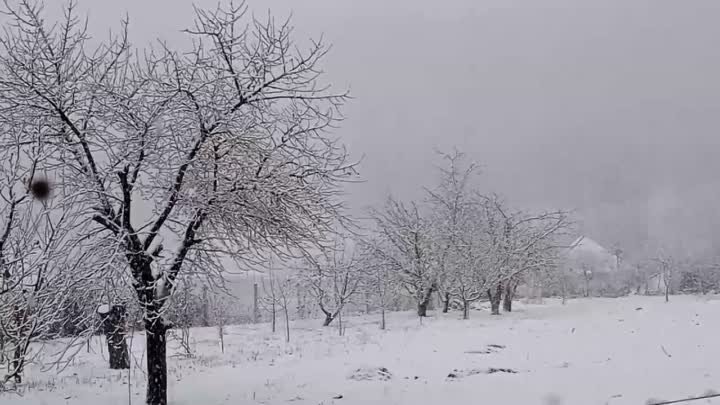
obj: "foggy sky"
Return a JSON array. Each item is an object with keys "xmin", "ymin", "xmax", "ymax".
[{"xmin": 66, "ymin": 0, "xmax": 720, "ymax": 257}]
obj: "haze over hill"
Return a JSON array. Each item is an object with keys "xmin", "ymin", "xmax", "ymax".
[{"xmin": 65, "ymin": 0, "xmax": 720, "ymax": 257}]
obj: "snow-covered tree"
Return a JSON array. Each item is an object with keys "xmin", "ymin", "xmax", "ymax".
[
  {"xmin": 439, "ymin": 196, "xmax": 506, "ymax": 319},
  {"xmin": 425, "ymin": 150, "xmax": 482, "ymax": 318},
  {"xmin": 204, "ymin": 291, "xmax": 237, "ymax": 353},
  {"xmin": 300, "ymin": 239, "xmax": 365, "ymax": 327},
  {"xmin": 479, "ymin": 194, "xmax": 571, "ymax": 314},
  {"xmin": 369, "ymin": 151, "xmax": 571, "ymax": 319},
  {"xmin": 259, "ymin": 262, "xmax": 295, "ymax": 335},
  {"xmin": 0, "ymin": 130, "xmax": 103, "ymax": 386},
  {"xmin": 654, "ymin": 253, "xmax": 676, "ymax": 303},
  {"xmin": 358, "ymin": 239, "xmax": 400, "ymax": 329},
  {"xmin": 165, "ymin": 279, "xmax": 204, "ymax": 357},
  {"xmin": 370, "ymin": 198, "xmax": 438, "ymax": 317},
  {"xmin": 0, "ymin": 1, "xmax": 355, "ymax": 402},
  {"xmin": 679, "ymin": 261, "xmax": 720, "ymax": 294},
  {"xmin": 275, "ymin": 273, "xmax": 294, "ymax": 343}
]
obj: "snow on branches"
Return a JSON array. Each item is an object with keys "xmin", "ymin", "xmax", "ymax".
[
  {"xmin": 369, "ymin": 151, "xmax": 572, "ymax": 318},
  {"xmin": 0, "ymin": 1, "xmax": 356, "ymax": 402}
]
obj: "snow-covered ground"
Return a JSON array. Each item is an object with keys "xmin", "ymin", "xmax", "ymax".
[{"xmin": 5, "ymin": 295, "xmax": 720, "ymax": 405}]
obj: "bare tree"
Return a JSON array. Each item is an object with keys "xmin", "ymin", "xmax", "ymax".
[
  {"xmin": 0, "ymin": 1, "xmax": 355, "ymax": 403},
  {"xmin": 260, "ymin": 267, "xmax": 283, "ymax": 334},
  {"xmin": 612, "ymin": 243, "xmax": 623, "ymax": 272},
  {"xmin": 276, "ymin": 274, "xmax": 293, "ymax": 343},
  {"xmin": 208, "ymin": 292, "xmax": 234, "ymax": 353},
  {"xmin": 165, "ymin": 280, "xmax": 202, "ymax": 358},
  {"xmin": 426, "ymin": 150, "xmax": 485, "ymax": 319},
  {"xmin": 479, "ymin": 195, "xmax": 572, "ymax": 314},
  {"xmin": 369, "ymin": 152, "xmax": 571, "ymax": 319},
  {"xmin": 654, "ymin": 254, "xmax": 675, "ymax": 303},
  {"xmin": 370, "ymin": 198, "xmax": 437, "ymax": 317},
  {"xmin": 0, "ymin": 137, "xmax": 99, "ymax": 386},
  {"xmin": 301, "ymin": 240, "xmax": 364, "ymax": 327},
  {"xmin": 359, "ymin": 240, "xmax": 398, "ymax": 330},
  {"xmin": 260, "ymin": 265, "xmax": 294, "ymax": 340},
  {"xmin": 439, "ymin": 197, "xmax": 508, "ymax": 319},
  {"xmin": 0, "ymin": 209, "xmax": 98, "ymax": 386},
  {"xmin": 502, "ymin": 276, "xmax": 521, "ymax": 312},
  {"xmin": 96, "ymin": 303, "xmax": 130, "ymax": 369}
]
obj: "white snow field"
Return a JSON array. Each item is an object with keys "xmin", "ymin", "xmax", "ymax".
[{"xmin": 4, "ymin": 295, "xmax": 720, "ymax": 405}]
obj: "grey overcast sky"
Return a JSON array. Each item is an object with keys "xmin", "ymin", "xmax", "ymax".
[{"xmin": 69, "ymin": 0, "xmax": 720, "ymax": 256}]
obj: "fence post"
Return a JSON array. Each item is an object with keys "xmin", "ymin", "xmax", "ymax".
[{"xmin": 253, "ymin": 283, "xmax": 259, "ymax": 324}]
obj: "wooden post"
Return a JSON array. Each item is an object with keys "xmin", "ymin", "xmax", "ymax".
[
  {"xmin": 97, "ymin": 304, "xmax": 130, "ymax": 370},
  {"xmin": 253, "ymin": 283, "xmax": 259, "ymax": 324}
]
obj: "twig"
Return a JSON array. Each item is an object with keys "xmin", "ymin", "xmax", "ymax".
[{"xmin": 648, "ymin": 392, "xmax": 720, "ymax": 405}]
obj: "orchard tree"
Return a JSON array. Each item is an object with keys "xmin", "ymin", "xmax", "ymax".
[
  {"xmin": 358, "ymin": 239, "xmax": 399, "ymax": 330},
  {"xmin": 480, "ymin": 195, "xmax": 571, "ymax": 314},
  {"xmin": 425, "ymin": 150, "xmax": 479, "ymax": 316},
  {"xmin": 273, "ymin": 272, "xmax": 294, "ymax": 342},
  {"xmin": 654, "ymin": 253, "xmax": 676, "ymax": 303},
  {"xmin": 0, "ymin": 202, "xmax": 88, "ymax": 386},
  {"xmin": 165, "ymin": 279, "xmax": 203, "ymax": 358},
  {"xmin": 260, "ymin": 271, "xmax": 280, "ymax": 333},
  {"xmin": 260, "ymin": 265, "xmax": 295, "ymax": 337},
  {"xmin": 0, "ymin": 124, "xmax": 100, "ymax": 386},
  {"xmin": 370, "ymin": 197, "xmax": 438, "ymax": 317},
  {"xmin": 301, "ymin": 239, "xmax": 364, "ymax": 327},
  {"xmin": 442, "ymin": 196, "xmax": 503, "ymax": 319},
  {"xmin": 0, "ymin": 1, "xmax": 355, "ymax": 403}
]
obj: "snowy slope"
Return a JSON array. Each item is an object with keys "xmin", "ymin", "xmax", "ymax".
[{"xmin": 5, "ymin": 296, "xmax": 720, "ymax": 405}]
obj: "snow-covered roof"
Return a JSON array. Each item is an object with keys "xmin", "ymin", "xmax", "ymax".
[
  {"xmin": 566, "ymin": 236, "xmax": 617, "ymax": 273},
  {"xmin": 569, "ymin": 236, "xmax": 610, "ymax": 255}
]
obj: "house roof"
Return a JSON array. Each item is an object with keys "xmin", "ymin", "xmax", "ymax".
[{"xmin": 566, "ymin": 235, "xmax": 618, "ymax": 272}]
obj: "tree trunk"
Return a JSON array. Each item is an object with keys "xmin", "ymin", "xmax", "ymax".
[
  {"xmin": 489, "ymin": 294, "xmax": 500, "ymax": 315},
  {"xmin": 442, "ymin": 292, "xmax": 450, "ymax": 313},
  {"xmin": 417, "ymin": 301, "xmax": 428, "ymax": 317},
  {"xmin": 107, "ymin": 334, "xmax": 130, "ymax": 369},
  {"xmin": 283, "ymin": 304, "xmax": 290, "ymax": 343},
  {"xmin": 11, "ymin": 344, "xmax": 22, "ymax": 383},
  {"xmin": 145, "ymin": 320, "xmax": 169, "ymax": 405},
  {"xmin": 503, "ymin": 282, "xmax": 518, "ymax": 312},
  {"xmin": 10, "ymin": 304, "xmax": 26, "ymax": 383},
  {"xmin": 665, "ymin": 284, "xmax": 669, "ymax": 303},
  {"xmin": 253, "ymin": 283, "xmax": 259, "ymax": 324},
  {"xmin": 380, "ymin": 307, "xmax": 386, "ymax": 330},
  {"xmin": 100, "ymin": 305, "xmax": 130, "ymax": 370},
  {"xmin": 417, "ymin": 287, "xmax": 433, "ymax": 317},
  {"xmin": 462, "ymin": 300, "xmax": 470, "ymax": 320},
  {"xmin": 488, "ymin": 283, "xmax": 502, "ymax": 315},
  {"xmin": 322, "ymin": 311, "xmax": 335, "ymax": 326},
  {"xmin": 218, "ymin": 325, "xmax": 225, "ymax": 353},
  {"xmin": 296, "ymin": 284, "xmax": 306, "ymax": 319},
  {"xmin": 271, "ymin": 301, "xmax": 276, "ymax": 333},
  {"xmin": 502, "ymin": 292, "xmax": 512, "ymax": 312}
]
